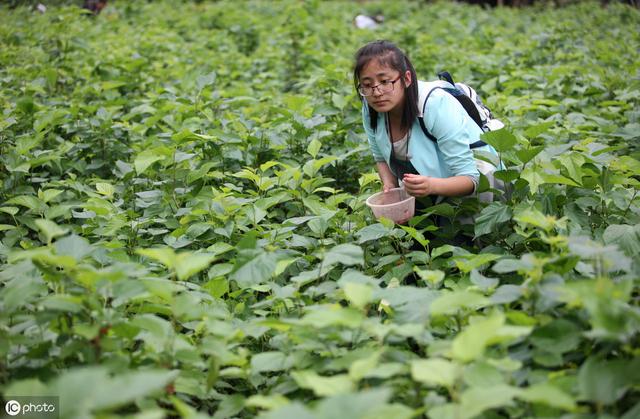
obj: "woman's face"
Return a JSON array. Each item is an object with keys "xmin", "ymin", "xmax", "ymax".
[{"xmin": 359, "ymin": 59, "xmax": 411, "ymax": 115}]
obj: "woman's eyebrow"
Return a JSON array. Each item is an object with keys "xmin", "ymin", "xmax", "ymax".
[{"xmin": 361, "ymin": 72, "xmax": 392, "ymax": 81}]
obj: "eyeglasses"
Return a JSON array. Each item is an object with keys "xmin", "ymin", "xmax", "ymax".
[{"xmin": 358, "ymin": 76, "xmax": 402, "ymax": 97}]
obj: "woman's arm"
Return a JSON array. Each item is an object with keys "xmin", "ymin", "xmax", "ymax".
[
  {"xmin": 376, "ymin": 161, "xmax": 399, "ymax": 192},
  {"xmin": 418, "ymin": 90, "xmax": 480, "ymax": 197},
  {"xmin": 402, "ymin": 173, "xmax": 474, "ymax": 197}
]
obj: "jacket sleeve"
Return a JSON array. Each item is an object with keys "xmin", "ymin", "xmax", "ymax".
[
  {"xmin": 362, "ymin": 104, "xmax": 385, "ymax": 162},
  {"xmin": 425, "ymin": 90, "xmax": 480, "ymax": 178}
]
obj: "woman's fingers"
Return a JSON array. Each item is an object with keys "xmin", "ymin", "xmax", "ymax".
[
  {"xmin": 402, "ymin": 174, "xmax": 423, "ymax": 183},
  {"xmin": 403, "ymin": 175, "xmax": 431, "ymax": 196}
]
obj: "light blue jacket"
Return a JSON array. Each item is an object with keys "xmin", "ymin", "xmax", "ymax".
[{"xmin": 363, "ymin": 80, "xmax": 498, "ymax": 179}]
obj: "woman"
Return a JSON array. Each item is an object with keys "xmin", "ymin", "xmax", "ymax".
[{"xmin": 354, "ymin": 40, "xmax": 497, "ymax": 201}]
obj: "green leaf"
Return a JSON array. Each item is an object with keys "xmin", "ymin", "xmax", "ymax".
[
  {"xmin": 621, "ymin": 401, "xmax": 640, "ymax": 419},
  {"xmin": 452, "ymin": 324, "xmax": 498, "ymax": 363},
  {"xmin": 430, "ymin": 290, "xmax": 489, "ymax": 316},
  {"xmin": 174, "ymin": 252, "xmax": 216, "ymax": 281},
  {"xmin": 469, "ymin": 269, "xmax": 499, "ymax": 291},
  {"xmin": 307, "ymin": 138, "xmax": 322, "ymax": 158},
  {"xmin": 524, "ymin": 121, "xmax": 554, "ymax": 139},
  {"xmin": 204, "ymin": 277, "xmax": 229, "ymax": 298},
  {"xmin": 493, "ymin": 169, "xmax": 520, "ymax": 183},
  {"xmin": 8, "ymin": 247, "xmax": 76, "ymax": 268},
  {"xmin": 0, "ymin": 206, "xmax": 19, "ymax": 216},
  {"xmin": 513, "ymin": 207, "xmax": 555, "ymax": 231},
  {"xmin": 101, "ymin": 80, "xmax": 127, "ymax": 90},
  {"xmin": 6, "ymin": 195, "xmax": 45, "ymax": 212},
  {"xmin": 257, "ymin": 403, "xmax": 314, "ymax": 419},
  {"xmin": 615, "ymin": 156, "xmax": 640, "ymax": 173},
  {"xmin": 52, "ymin": 367, "xmax": 178, "ymax": 418},
  {"xmin": 490, "ymin": 285, "xmax": 524, "ymax": 304},
  {"xmin": 231, "ymin": 251, "xmax": 278, "ymax": 288},
  {"xmin": 378, "ymin": 287, "xmax": 439, "ymax": 324},
  {"xmin": 196, "ymin": 71, "xmax": 217, "ymax": 91},
  {"xmin": 603, "ymin": 224, "xmax": 640, "ymax": 257},
  {"xmin": 300, "ymin": 305, "xmax": 364, "ymax": 329},
  {"xmin": 134, "ymin": 149, "xmax": 166, "ymax": 175},
  {"xmin": 323, "ymin": 244, "xmax": 364, "ymax": 267},
  {"xmin": 454, "ymin": 253, "xmax": 502, "ymax": 273},
  {"xmin": 95, "ymin": 182, "xmax": 115, "ymax": 198},
  {"xmin": 411, "ymin": 358, "xmax": 461, "ymax": 388},
  {"xmin": 54, "ymin": 234, "xmax": 92, "ymax": 260},
  {"xmin": 530, "ymin": 319, "xmax": 581, "ymax": 354},
  {"xmin": 481, "ymin": 128, "xmax": 517, "ymax": 152},
  {"xmin": 474, "ymin": 202, "xmax": 512, "ymax": 237},
  {"xmin": 34, "ymin": 219, "xmax": 68, "ymax": 243},
  {"xmin": 308, "ymin": 216, "xmax": 329, "ymax": 236},
  {"xmin": 41, "ymin": 294, "xmax": 84, "ymax": 313},
  {"xmin": 349, "ymin": 350, "xmax": 382, "ymax": 381},
  {"xmin": 414, "ymin": 268, "xmax": 445, "ymax": 286},
  {"xmin": 251, "ymin": 352, "xmax": 291, "ymax": 374},
  {"xmin": 541, "ymin": 172, "xmax": 579, "ymax": 187},
  {"xmin": 246, "ymin": 394, "xmax": 290, "ymax": 411},
  {"xmin": 400, "ymin": 225, "xmax": 429, "ymax": 247},
  {"xmin": 212, "ymin": 395, "xmax": 244, "ymax": 419},
  {"xmin": 460, "ymin": 385, "xmax": 521, "ymax": 419},
  {"xmin": 1, "ymin": 270, "xmax": 48, "ymax": 312},
  {"xmin": 463, "ymin": 361, "xmax": 505, "ymax": 387},
  {"xmin": 39, "ymin": 189, "xmax": 63, "ymax": 203},
  {"xmin": 131, "ymin": 314, "xmax": 172, "ymax": 343},
  {"xmin": 137, "ymin": 247, "xmax": 176, "ymax": 269},
  {"xmin": 555, "ymin": 152, "xmax": 585, "ymax": 184},
  {"xmin": 343, "ymin": 282, "xmax": 374, "ymax": 309},
  {"xmin": 520, "ymin": 165, "xmax": 544, "ymax": 194},
  {"xmin": 452, "ymin": 313, "xmax": 508, "ymax": 362},
  {"xmin": 314, "ymin": 388, "xmax": 392, "ymax": 419},
  {"xmin": 356, "ymin": 223, "xmax": 390, "ymax": 244},
  {"xmin": 519, "ymin": 383, "xmax": 577, "ymax": 411},
  {"xmin": 431, "ymin": 244, "xmax": 461, "ymax": 260},
  {"xmin": 362, "ymin": 403, "xmax": 414, "ymax": 419},
  {"xmin": 2, "ymin": 378, "xmax": 49, "ymax": 397},
  {"xmin": 492, "ymin": 255, "xmax": 534, "ymax": 274},
  {"xmin": 291, "ymin": 370, "xmax": 354, "ymax": 397},
  {"xmin": 428, "ymin": 402, "xmax": 461, "ymax": 419},
  {"xmin": 578, "ymin": 358, "xmax": 639, "ymax": 405},
  {"xmin": 515, "ymin": 145, "xmax": 545, "ymax": 165}
]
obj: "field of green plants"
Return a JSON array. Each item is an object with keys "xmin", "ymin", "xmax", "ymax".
[{"xmin": 1, "ymin": 0, "xmax": 639, "ymax": 418}]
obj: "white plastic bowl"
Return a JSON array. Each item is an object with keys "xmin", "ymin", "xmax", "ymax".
[{"xmin": 365, "ymin": 187, "xmax": 415, "ymax": 224}]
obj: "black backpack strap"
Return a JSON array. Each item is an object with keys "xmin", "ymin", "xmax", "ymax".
[
  {"xmin": 442, "ymin": 88, "xmax": 484, "ymax": 129},
  {"xmin": 469, "ymin": 140, "xmax": 487, "ymax": 149},
  {"xmin": 419, "ymin": 85, "xmax": 487, "ymax": 149},
  {"xmin": 419, "ymin": 87, "xmax": 440, "ymax": 143},
  {"xmin": 437, "ymin": 71, "xmax": 486, "ymax": 130},
  {"xmin": 437, "ymin": 71, "xmax": 455, "ymax": 85}
]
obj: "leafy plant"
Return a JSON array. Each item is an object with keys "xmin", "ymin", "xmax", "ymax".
[{"xmin": 1, "ymin": 1, "xmax": 639, "ymax": 418}]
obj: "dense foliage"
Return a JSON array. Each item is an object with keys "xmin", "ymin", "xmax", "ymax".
[{"xmin": 1, "ymin": 1, "xmax": 639, "ymax": 418}]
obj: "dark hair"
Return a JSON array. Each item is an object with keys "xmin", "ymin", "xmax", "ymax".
[{"xmin": 353, "ymin": 40, "xmax": 419, "ymax": 133}]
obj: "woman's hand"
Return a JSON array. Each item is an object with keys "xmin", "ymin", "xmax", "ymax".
[
  {"xmin": 402, "ymin": 174, "xmax": 433, "ymax": 197},
  {"xmin": 382, "ymin": 183, "xmax": 395, "ymax": 193},
  {"xmin": 376, "ymin": 162, "xmax": 398, "ymax": 193},
  {"xmin": 402, "ymin": 174, "xmax": 475, "ymax": 197}
]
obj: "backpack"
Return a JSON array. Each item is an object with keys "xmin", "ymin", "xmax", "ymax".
[{"xmin": 417, "ymin": 71, "xmax": 505, "ymax": 202}]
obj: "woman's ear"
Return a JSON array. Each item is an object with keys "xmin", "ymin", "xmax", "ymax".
[{"xmin": 403, "ymin": 70, "xmax": 412, "ymax": 87}]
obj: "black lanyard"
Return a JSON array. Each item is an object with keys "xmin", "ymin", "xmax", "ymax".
[{"xmin": 386, "ymin": 115, "xmax": 418, "ymax": 179}]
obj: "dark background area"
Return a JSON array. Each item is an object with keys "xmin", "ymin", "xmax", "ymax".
[{"xmin": 3, "ymin": 0, "xmax": 639, "ymax": 10}]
